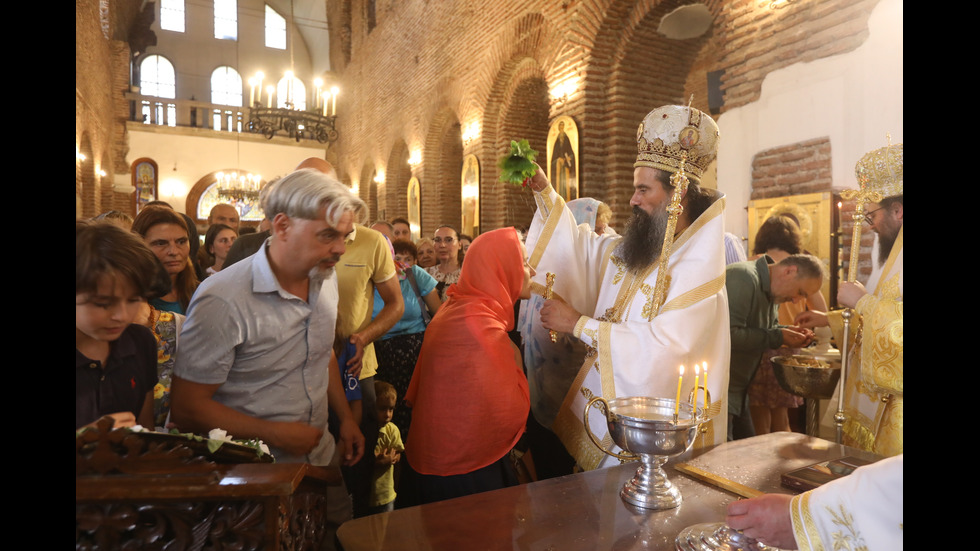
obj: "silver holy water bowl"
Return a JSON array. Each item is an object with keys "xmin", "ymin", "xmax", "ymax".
[{"xmin": 584, "ymin": 396, "xmax": 703, "ymax": 510}]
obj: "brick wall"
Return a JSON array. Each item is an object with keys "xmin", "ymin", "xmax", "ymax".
[
  {"xmin": 327, "ymin": 0, "xmax": 882, "ymax": 235},
  {"xmin": 750, "ymin": 138, "xmax": 833, "ymax": 201},
  {"xmin": 79, "ymin": 0, "xmax": 883, "ymax": 226},
  {"xmin": 76, "ymin": 0, "xmax": 147, "ymax": 219}
]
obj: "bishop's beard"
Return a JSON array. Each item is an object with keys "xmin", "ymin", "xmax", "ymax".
[
  {"xmin": 877, "ymin": 228, "xmax": 897, "ymax": 267},
  {"xmin": 616, "ymin": 205, "xmax": 669, "ymax": 272}
]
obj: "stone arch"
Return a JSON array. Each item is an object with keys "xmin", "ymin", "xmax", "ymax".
[
  {"xmin": 581, "ymin": 0, "xmax": 719, "ymax": 226},
  {"xmin": 360, "ymin": 162, "xmax": 378, "ymax": 222},
  {"xmin": 482, "ymin": 58, "xmax": 550, "ymax": 232},
  {"xmin": 384, "ymin": 139, "xmax": 411, "ymax": 222},
  {"xmin": 420, "ymin": 109, "xmax": 463, "ymax": 238}
]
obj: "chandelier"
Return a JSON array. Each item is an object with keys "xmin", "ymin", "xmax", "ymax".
[
  {"xmin": 247, "ymin": 104, "xmax": 339, "ymax": 144},
  {"xmin": 215, "ymin": 171, "xmax": 262, "ymax": 202}
]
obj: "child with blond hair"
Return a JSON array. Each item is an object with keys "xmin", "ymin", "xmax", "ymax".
[{"xmin": 369, "ymin": 380, "xmax": 404, "ymax": 514}]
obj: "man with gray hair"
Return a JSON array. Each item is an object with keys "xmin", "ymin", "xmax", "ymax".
[
  {"xmin": 171, "ymin": 168, "xmax": 367, "ymax": 547},
  {"xmin": 725, "ymin": 253, "xmax": 823, "ymax": 440}
]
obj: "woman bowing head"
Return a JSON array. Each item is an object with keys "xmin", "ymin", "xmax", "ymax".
[{"xmin": 403, "ymin": 227, "xmax": 534, "ymax": 505}]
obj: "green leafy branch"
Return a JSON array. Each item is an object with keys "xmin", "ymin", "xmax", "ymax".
[{"xmin": 498, "ymin": 139, "xmax": 539, "ymax": 188}]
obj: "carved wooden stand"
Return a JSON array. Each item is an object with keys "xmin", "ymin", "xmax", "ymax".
[{"xmin": 76, "ymin": 418, "xmax": 341, "ymax": 550}]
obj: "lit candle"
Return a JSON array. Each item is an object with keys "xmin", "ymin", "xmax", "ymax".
[
  {"xmin": 314, "ymin": 78, "xmax": 323, "ymax": 110},
  {"xmin": 248, "ymin": 78, "xmax": 255, "ymax": 107},
  {"xmin": 322, "ymin": 92, "xmax": 328, "ymax": 116},
  {"xmin": 267, "ymin": 85, "xmax": 274, "ymax": 108},
  {"xmin": 692, "ymin": 364, "xmax": 700, "ymax": 415},
  {"xmin": 674, "ymin": 365, "xmax": 684, "ymax": 418},
  {"xmin": 330, "ymin": 86, "xmax": 338, "ymax": 116},
  {"xmin": 702, "ymin": 362, "xmax": 709, "ymax": 412}
]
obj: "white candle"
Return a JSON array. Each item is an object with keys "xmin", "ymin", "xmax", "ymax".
[
  {"xmin": 330, "ymin": 87, "xmax": 338, "ymax": 116},
  {"xmin": 267, "ymin": 85, "xmax": 274, "ymax": 108}
]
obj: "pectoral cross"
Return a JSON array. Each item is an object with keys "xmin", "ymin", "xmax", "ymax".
[{"xmin": 544, "ymin": 272, "xmax": 558, "ymax": 342}]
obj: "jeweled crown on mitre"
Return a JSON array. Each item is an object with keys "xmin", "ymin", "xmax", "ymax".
[
  {"xmin": 855, "ymin": 142, "xmax": 903, "ymax": 198},
  {"xmin": 634, "ymin": 104, "xmax": 720, "ymax": 185}
]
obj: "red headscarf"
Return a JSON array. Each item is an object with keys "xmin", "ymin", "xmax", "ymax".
[{"xmin": 405, "ymin": 227, "xmax": 530, "ymax": 476}]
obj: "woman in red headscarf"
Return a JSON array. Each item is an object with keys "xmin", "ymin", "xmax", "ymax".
[{"xmin": 402, "ymin": 227, "xmax": 534, "ymax": 505}]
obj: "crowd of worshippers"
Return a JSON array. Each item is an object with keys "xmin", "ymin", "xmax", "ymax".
[{"xmin": 77, "ymin": 105, "xmax": 902, "ymax": 549}]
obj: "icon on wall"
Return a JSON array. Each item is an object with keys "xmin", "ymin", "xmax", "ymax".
[
  {"xmin": 547, "ymin": 115, "xmax": 579, "ymax": 201},
  {"xmin": 133, "ymin": 159, "xmax": 158, "ymax": 213}
]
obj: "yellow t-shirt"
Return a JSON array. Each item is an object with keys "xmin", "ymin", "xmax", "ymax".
[
  {"xmin": 370, "ymin": 422, "xmax": 404, "ymax": 507},
  {"xmin": 335, "ymin": 224, "xmax": 397, "ymax": 380}
]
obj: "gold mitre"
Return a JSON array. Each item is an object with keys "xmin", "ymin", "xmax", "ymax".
[
  {"xmin": 855, "ymin": 142, "xmax": 903, "ymax": 198},
  {"xmin": 634, "ymin": 105, "xmax": 719, "ymax": 185}
]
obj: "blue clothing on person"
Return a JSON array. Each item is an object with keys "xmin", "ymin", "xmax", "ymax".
[{"xmin": 372, "ymin": 264, "xmax": 437, "ymax": 339}]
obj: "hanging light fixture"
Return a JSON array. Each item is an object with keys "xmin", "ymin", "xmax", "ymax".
[
  {"xmin": 215, "ymin": 171, "xmax": 262, "ymax": 202},
  {"xmin": 245, "ymin": 0, "xmax": 339, "ymax": 143}
]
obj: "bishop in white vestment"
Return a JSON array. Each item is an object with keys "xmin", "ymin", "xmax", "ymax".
[{"xmin": 525, "ymin": 105, "xmax": 731, "ymax": 470}]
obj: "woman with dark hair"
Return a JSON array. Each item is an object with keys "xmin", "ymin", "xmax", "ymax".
[
  {"xmin": 131, "ymin": 205, "xmax": 200, "ymax": 315},
  {"xmin": 747, "ymin": 215, "xmax": 828, "ymax": 435},
  {"xmin": 425, "ymin": 225, "xmax": 463, "ymax": 302},
  {"xmin": 203, "ymin": 223, "xmax": 238, "ymax": 276},
  {"xmin": 402, "ymin": 227, "xmax": 534, "ymax": 505}
]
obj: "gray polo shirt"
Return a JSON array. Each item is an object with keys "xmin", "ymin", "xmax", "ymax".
[{"xmin": 175, "ymin": 239, "xmax": 338, "ymax": 465}]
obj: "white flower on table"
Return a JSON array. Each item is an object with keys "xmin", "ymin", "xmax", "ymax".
[{"xmin": 208, "ymin": 428, "xmax": 234, "ymax": 442}]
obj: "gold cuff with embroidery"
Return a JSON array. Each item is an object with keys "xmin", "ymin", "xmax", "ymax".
[{"xmin": 573, "ymin": 316, "xmax": 589, "ymax": 340}]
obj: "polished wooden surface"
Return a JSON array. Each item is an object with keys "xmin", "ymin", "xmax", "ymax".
[{"xmin": 337, "ymin": 433, "xmax": 880, "ymax": 551}]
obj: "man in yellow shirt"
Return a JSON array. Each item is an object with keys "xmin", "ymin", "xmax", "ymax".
[{"xmin": 336, "ymin": 222, "xmax": 404, "ymax": 517}]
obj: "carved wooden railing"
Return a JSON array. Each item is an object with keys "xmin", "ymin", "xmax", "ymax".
[{"xmin": 76, "ymin": 417, "xmax": 341, "ymax": 551}]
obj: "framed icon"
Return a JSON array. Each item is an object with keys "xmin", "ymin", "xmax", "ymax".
[
  {"xmin": 547, "ymin": 115, "xmax": 579, "ymax": 201},
  {"xmin": 132, "ymin": 158, "xmax": 158, "ymax": 213}
]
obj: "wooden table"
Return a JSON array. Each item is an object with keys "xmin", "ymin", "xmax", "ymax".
[{"xmin": 337, "ymin": 433, "xmax": 880, "ymax": 551}]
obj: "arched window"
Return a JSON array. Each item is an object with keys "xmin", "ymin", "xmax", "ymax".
[
  {"xmin": 276, "ymin": 74, "xmax": 306, "ymax": 111},
  {"xmin": 265, "ymin": 5, "xmax": 286, "ymax": 49},
  {"xmin": 211, "ymin": 66, "xmax": 243, "ymax": 106},
  {"xmin": 139, "ymin": 55, "xmax": 177, "ymax": 126},
  {"xmin": 140, "ymin": 55, "xmax": 176, "ymax": 98}
]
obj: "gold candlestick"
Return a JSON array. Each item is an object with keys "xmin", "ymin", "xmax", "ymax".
[{"xmin": 544, "ymin": 272, "xmax": 557, "ymax": 342}]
